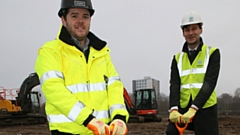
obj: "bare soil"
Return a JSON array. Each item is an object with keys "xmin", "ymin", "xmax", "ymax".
[{"xmin": 0, "ymin": 116, "xmax": 239, "ymax": 135}]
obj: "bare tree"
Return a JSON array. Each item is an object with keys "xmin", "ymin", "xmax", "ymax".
[
  {"xmin": 218, "ymin": 93, "xmax": 232, "ymax": 111},
  {"xmin": 158, "ymin": 93, "xmax": 169, "ymax": 116},
  {"xmin": 233, "ymin": 88, "xmax": 240, "ymax": 111},
  {"xmin": 234, "ymin": 88, "xmax": 240, "ymax": 98}
]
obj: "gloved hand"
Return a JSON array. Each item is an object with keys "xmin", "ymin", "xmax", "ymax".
[
  {"xmin": 169, "ymin": 110, "xmax": 182, "ymax": 123},
  {"xmin": 87, "ymin": 118, "xmax": 110, "ymax": 135},
  {"xmin": 109, "ymin": 119, "xmax": 128, "ymax": 135},
  {"xmin": 182, "ymin": 108, "xmax": 197, "ymax": 123}
]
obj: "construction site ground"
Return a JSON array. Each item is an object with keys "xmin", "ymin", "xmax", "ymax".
[{"xmin": 0, "ymin": 116, "xmax": 239, "ymax": 135}]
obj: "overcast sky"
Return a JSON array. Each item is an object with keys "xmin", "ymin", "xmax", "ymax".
[{"xmin": 1, "ymin": 0, "xmax": 240, "ymax": 96}]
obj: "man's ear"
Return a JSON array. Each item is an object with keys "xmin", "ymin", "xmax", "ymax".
[
  {"xmin": 61, "ymin": 17, "xmax": 66, "ymax": 27},
  {"xmin": 199, "ymin": 28, "xmax": 203, "ymax": 34}
]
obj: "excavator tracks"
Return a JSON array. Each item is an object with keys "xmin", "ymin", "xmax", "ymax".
[
  {"xmin": 0, "ymin": 113, "xmax": 47, "ymax": 126},
  {"xmin": 128, "ymin": 114, "xmax": 162, "ymax": 123},
  {"xmin": 128, "ymin": 115, "xmax": 144, "ymax": 123}
]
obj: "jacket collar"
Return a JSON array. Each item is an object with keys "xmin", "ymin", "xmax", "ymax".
[{"xmin": 58, "ymin": 26, "xmax": 107, "ymax": 51}]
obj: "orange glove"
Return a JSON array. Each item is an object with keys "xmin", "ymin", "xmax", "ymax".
[
  {"xmin": 182, "ymin": 108, "xmax": 197, "ymax": 123},
  {"xmin": 109, "ymin": 119, "xmax": 128, "ymax": 135},
  {"xmin": 169, "ymin": 110, "xmax": 182, "ymax": 123},
  {"xmin": 87, "ymin": 118, "xmax": 110, "ymax": 135}
]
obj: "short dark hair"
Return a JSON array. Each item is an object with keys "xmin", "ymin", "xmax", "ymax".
[
  {"xmin": 60, "ymin": 9, "xmax": 69, "ymax": 20},
  {"xmin": 182, "ymin": 23, "xmax": 202, "ymax": 30}
]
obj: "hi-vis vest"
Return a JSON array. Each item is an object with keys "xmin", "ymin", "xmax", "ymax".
[
  {"xmin": 35, "ymin": 34, "xmax": 129, "ymax": 134},
  {"xmin": 175, "ymin": 44, "xmax": 217, "ymax": 109}
]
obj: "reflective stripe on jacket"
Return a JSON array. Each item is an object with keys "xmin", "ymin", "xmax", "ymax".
[
  {"xmin": 35, "ymin": 26, "xmax": 129, "ymax": 134},
  {"xmin": 175, "ymin": 44, "xmax": 217, "ymax": 109}
]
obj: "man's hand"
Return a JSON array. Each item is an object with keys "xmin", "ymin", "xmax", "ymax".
[
  {"xmin": 109, "ymin": 119, "xmax": 128, "ymax": 135},
  {"xmin": 182, "ymin": 108, "xmax": 197, "ymax": 123},
  {"xmin": 87, "ymin": 118, "xmax": 110, "ymax": 135},
  {"xmin": 169, "ymin": 110, "xmax": 182, "ymax": 123}
]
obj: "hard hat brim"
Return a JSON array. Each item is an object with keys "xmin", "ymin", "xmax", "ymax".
[
  {"xmin": 180, "ymin": 22, "xmax": 203, "ymax": 28},
  {"xmin": 58, "ymin": 8, "xmax": 94, "ymax": 17}
]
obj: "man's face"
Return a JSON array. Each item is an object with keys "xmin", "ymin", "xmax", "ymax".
[
  {"xmin": 182, "ymin": 24, "xmax": 202, "ymax": 46},
  {"xmin": 61, "ymin": 8, "xmax": 91, "ymax": 41}
]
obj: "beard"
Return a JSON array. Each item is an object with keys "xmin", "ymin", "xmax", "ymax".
[{"xmin": 65, "ymin": 22, "xmax": 89, "ymax": 41}]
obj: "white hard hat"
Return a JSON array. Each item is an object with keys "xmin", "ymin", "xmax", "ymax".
[{"xmin": 180, "ymin": 11, "xmax": 203, "ymax": 28}]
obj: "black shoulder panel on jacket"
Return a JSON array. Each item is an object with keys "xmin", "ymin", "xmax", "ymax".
[
  {"xmin": 59, "ymin": 26, "xmax": 76, "ymax": 46},
  {"xmin": 87, "ymin": 32, "xmax": 107, "ymax": 51}
]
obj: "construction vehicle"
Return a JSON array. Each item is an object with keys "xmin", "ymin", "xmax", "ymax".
[
  {"xmin": 0, "ymin": 73, "xmax": 47, "ymax": 126},
  {"xmin": 124, "ymin": 88, "xmax": 162, "ymax": 123}
]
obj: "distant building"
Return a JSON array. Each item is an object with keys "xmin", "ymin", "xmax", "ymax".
[{"xmin": 132, "ymin": 76, "xmax": 160, "ymax": 96}]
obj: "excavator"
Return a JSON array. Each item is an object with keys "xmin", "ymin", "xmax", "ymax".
[
  {"xmin": 0, "ymin": 73, "xmax": 47, "ymax": 126},
  {"xmin": 124, "ymin": 88, "xmax": 162, "ymax": 123}
]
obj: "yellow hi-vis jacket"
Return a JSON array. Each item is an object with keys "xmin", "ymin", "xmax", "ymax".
[
  {"xmin": 175, "ymin": 44, "xmax": 217, "ymax": 109},
  {"xmin": 35, "ymin": 26, "xmax": 129, "ymax": 134}
]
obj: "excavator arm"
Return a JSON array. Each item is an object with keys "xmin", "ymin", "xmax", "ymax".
[
  {"xmin": 123, "ymin": 87, "xmax": 144, "ymax": 123},
  {"xmin": 17, "ymin": 72, "xmax": 40, "ymax": 112},
  {"xmin": 123, "ymin": 88, "xmax": 136, "ymax": 115}
]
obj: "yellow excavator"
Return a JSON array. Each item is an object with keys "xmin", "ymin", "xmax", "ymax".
[{"xmin": 0, "ymin": 73, "xmax": 46, "ymax": 126}]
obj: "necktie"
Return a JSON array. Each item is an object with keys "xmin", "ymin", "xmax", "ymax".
[
  {"xmin": 189, "ymin": 50, "xmax": 197, "ymax": 64},
  {"xmin": 189, "ymin": 50, "xmax": 197, "ymax": 56}
]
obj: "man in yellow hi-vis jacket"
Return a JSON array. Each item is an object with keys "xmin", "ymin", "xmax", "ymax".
[
  {"xmin": 166, "ymin": 11, "xmax": 220, "ymax": 135},
  {"xmin": 35, "ymin": 0, "xmax": 129, "ymax": 134}
]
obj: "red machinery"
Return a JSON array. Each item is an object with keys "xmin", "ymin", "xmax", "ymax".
[{"xmin": 124, "ymin": 88, "xmax": 162, "ymax": 123}]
